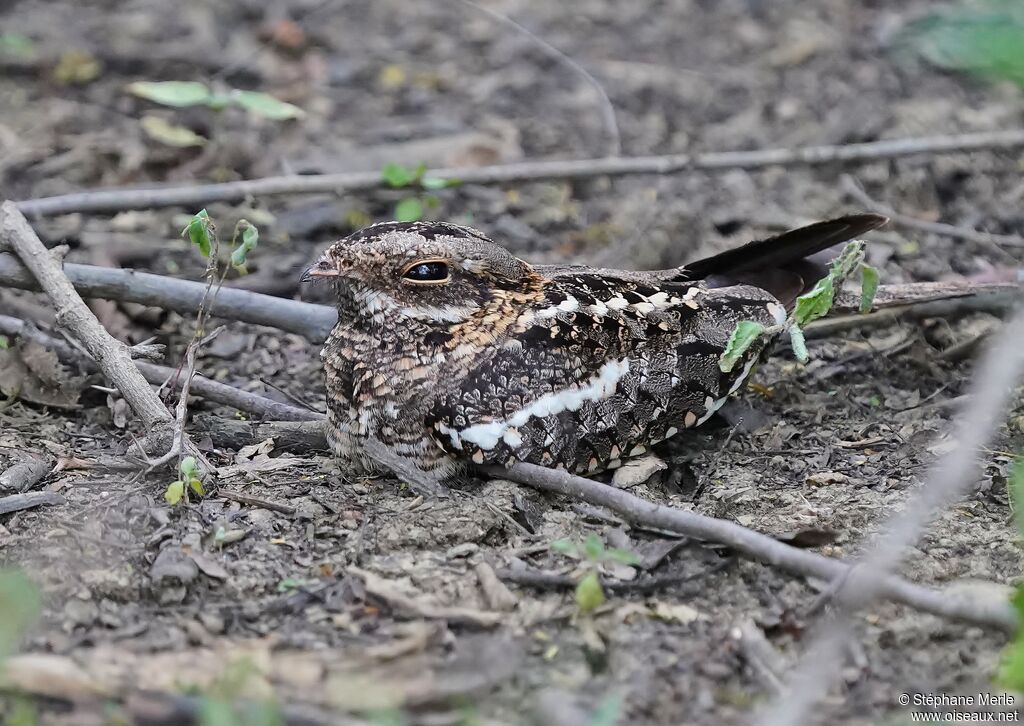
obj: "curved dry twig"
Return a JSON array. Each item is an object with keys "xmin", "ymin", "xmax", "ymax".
[{"xmin": 486, "ymin": 462, "xmax": 1017, "ymax": 631}]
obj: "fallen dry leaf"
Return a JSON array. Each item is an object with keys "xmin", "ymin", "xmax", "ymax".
[
  {"xmin": 350, "ymin": 567, "xmax": 502, "ymax": 628},
  {"xmin": 651, "ymin": 601, "xmax": 702, "ymax": 624},
  {"xmin": 0, "ymin": 340, "xmax": 87, "ymax": 409},
  {"xmin": 805, "ymin": 471, "xmax": 851, "ymax": 486},
  {"xmin": 217, "ymin": 453, "xmax": 305, "ymax": 479},
  {"xmin": 611, "ymin": 453, "xmax": 667, "ymax": 488},
  {"xmin": 189, "ymin": 551, "xmax": 229, "ymax": 580},
  {"xmin": 236, "ymin": 437, "xmax": 276, "ymax": 461}
]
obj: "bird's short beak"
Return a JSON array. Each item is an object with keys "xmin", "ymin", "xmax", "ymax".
[{"xmin": 301, "ymin": 258, "xmax": 342, "ymax": 282}]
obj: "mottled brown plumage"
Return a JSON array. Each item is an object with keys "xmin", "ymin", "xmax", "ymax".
[{"xmin": 305, "ymin": 215, "xmax": 885, "ymax": 491}]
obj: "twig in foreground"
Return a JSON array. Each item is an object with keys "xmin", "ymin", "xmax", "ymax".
[
  {"xmin": 759, "ymin": 303, "xmax": 1024, "ymax": 726},
  {"xmin": 485, "ymin": 462, "xmax": 1017, "ymax": 631},
  {"xmin": 0, "ymin": 202, "xmax": 171, "ymax": 431},
  {"xmin": 16, "ymin": 129, "xmax": 1024, "ymax": 217}
]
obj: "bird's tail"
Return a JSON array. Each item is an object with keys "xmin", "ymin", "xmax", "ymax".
[{"xmin": 675, "ymin": 213, "xmax": 888, "ymax": 307}]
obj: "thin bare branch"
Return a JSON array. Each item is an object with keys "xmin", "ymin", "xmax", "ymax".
[
  {"xmin": 454, "ymin": 0, "xmax": 620, "ymax": 156},
  {"xmin": 0, "ymin": 490, "xmax": 65, "ymax": 516},
  {"xmin": 16, "ymin": 129, "xmax": 1024, "ymax": 217},
  {"xmin": 486, "ymin": 462, "xmax": 1017, "ymax": 631},
  {"xmin": 841, "ymin": 174, "xmax": 1024, "ymax": 250}
]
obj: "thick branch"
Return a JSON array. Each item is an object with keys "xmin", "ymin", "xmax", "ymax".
[
  {"xmin": 487, "ymin": 462, "xmax": 1017, "ymax": 631},
  {"xmin": 0, "ymin": 252, "xmax": 335, "ymax": 342},
  {"xmin": 16, "ymin": 129, "xmax": 1024, "ymax": 217},
  {"xmin": 0, "ymin": 203, "xmax": 171, "ymax": 430},
  {"xmin": 2, "ymin": 252, "xmax": 1016, "ymax": 347}
]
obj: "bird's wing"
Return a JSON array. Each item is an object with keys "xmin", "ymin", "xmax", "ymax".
[{"xmin": 426, "ymin": 274, "xmax": 783, "ymax": 472}]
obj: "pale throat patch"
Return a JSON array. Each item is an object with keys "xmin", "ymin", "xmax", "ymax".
[
  {"xmin": 353, "ymin": 286, "xmax": 478, "ymax": 323},
  {"xmin": 442, "ymin": 358, "xmax": 632, "ymax": 451}
]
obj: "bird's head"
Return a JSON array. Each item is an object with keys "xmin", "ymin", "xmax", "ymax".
[{"xmin": 303, "ymin": 221, "xmax": 537, "ymax": 326}]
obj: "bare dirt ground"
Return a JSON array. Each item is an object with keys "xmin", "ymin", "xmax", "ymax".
[{"xmin": 1, "ymin": 0, "xmax": 1023, "ymax": 723}]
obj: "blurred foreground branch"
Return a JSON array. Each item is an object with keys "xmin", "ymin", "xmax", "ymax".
[{"xmin": 759, "ymin": 303, "xmax": 1024, "ymax": 726}]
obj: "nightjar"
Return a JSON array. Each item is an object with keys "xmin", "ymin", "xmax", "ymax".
[{"xmin": 304, "ymin": 214, "xmax": 885, "ymax": 491}]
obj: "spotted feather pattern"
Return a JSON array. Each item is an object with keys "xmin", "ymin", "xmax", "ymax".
[{"xmin": 428, "ymin": 273, "xmax": 784, "ymax": 473}]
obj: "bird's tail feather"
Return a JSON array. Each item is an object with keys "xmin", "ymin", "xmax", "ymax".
[{"xmin": 676, "ymin": 213, "xmax": 888, "ymax": 307}]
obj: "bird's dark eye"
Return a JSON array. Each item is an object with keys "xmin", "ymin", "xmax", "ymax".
[{"xmin": 402, "ymin": 260, "xmax": 450, "ymax": 283}]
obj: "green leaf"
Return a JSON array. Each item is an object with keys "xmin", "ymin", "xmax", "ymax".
[
  {"xmin": 230, "ymin": 220, "xmax": 260, "ymax": 275},
  {"xmin": 382, "ymin": 163, "xmax": 417, "ymax": 188},
  {"xmin": 789, "ymin": 323, "xmax": 808, "ymax": 364},
  {"xmin": 5, "ymin": 697, "xmax": 38, "ymax": 726},
  {"xmin": 206, "ymin": 92, "xmax": 234, "ymax": 111},
  {"xmin": 0, "ymin": 570, "xmax": 41, "ymax": 658},
  {"xmin": 182, "ymin": 209, "xmax": 214, "ymax": 258},
  {"xmin": 587, "ymin": 694, "xmax": 623, "ymax": 726},
  {"xmin": 575, "ymin": 571, "xmax": 605, "ymax": 614},
  {"xmin": 550, "ymin": 539, "xmax": 578, "ymax": 557},
  {"xmin": 0, "ymin": 335, "xmax": 8, "ymax": 350},
  {"xmin": 188, "ymin": 477, "xmax": 205, "ymax": 497},
  {"xmin": 793, "ymin": 241, "xmax": 865, "ymax": 327},
  {"xmin": 603, "ymin": 547, "xmax": 641, "ymax": 566},
  {"xmin": 421, "ymin": 176, "xmax": 454, "ymax": 190},
  {"xmin": 583, "ymin": 533, "xmax": 605, "ymax": 562},
  {"xmin": 230, "ymin": 90, "xmax": 305, "ymax": 120},
  {"xmin": 198, "ymin": 696, "xmax": 238, "ymax": 726},
  {"xmin": 904, "ymin": 2, "xmax": 1024, "ymax": 87},
  {"xmin": 276, "ymin": 577, "xmax": 306, "ymax": 593},
  {"xmin": 0, "ymin": 33, "xmax": 35, "ymax": 60},
  {"xmin": 718, "ymin": 320, "xmax": 766, "ymax": 373},
  {"xmin": 242, "ymin": 702, "xmax": 285, "ymax": 726},
  {"xmin": 140, "ymin": 115, "xmax": 207, "ymax": 147},
  {"xmin": 997, "ymin": 584, "xmax": 1024, "ymax": 690},
  {"xmin": 394, "ymin": 197, "xmax": 424, "ymax": 222},
  {"xmin": 180, "ymin": 456, "xmax": 198, "ymax": 480},
  {"xmin": 859, "ymin": 264, "xmax": 879, "ymax": 314},
  {"xmin": 128, "ymin": 81, "xmax": 212, "ymax": 107},
  {"xmin": 164, "ymin": 480, "xmax": 185, "ymax": 505},
  {"xmin": 794, "ymin": 277, "xmax": 835, "ymax": 328}
]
